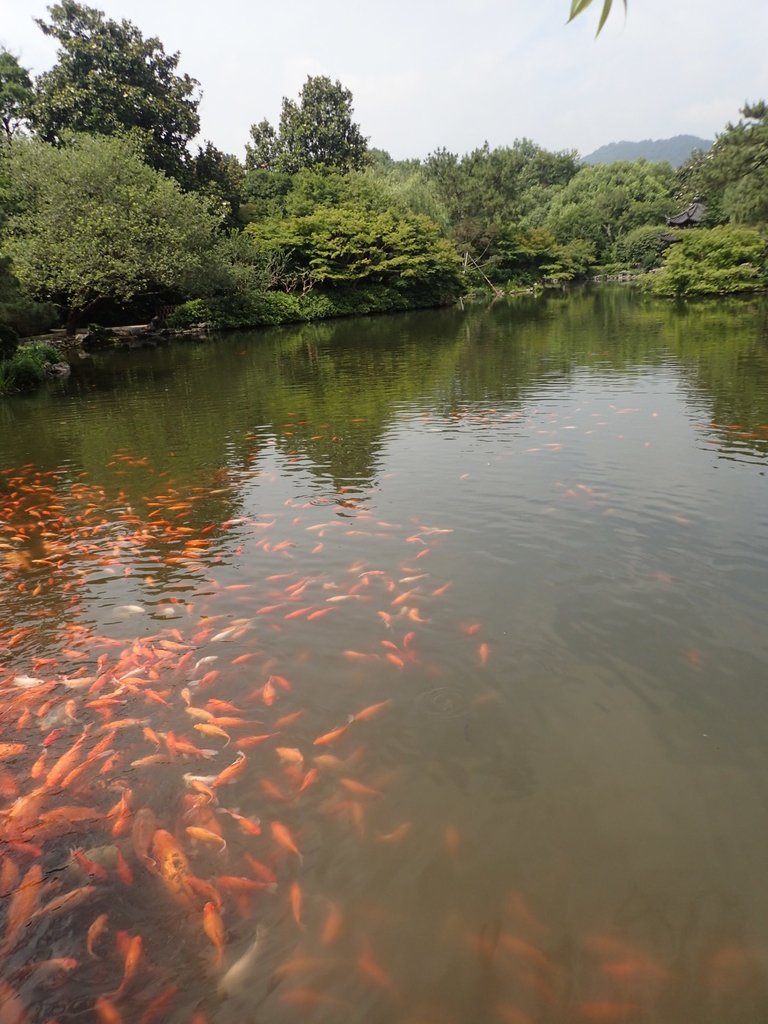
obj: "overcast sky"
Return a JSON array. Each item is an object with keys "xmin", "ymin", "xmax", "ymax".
[{"xmin": 3, "ymin": 0, "xmax": 766, "ymax": 161}]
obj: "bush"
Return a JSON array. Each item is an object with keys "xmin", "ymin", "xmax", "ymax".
[
  {"xmin": 166, "ymin": 283, "xmax": 444, "ymax": 333},
  {"xmin": 644, "ymin": 225, "xmax": 768, "ymax": 297},
  {"xmin": 0, "ymin": 341, "xmax": 61, "ymax": 396},
  {"xmin": 612, "ymin": 225, "xmax": 677, "ymax": 270},
  {"xmin": 0, "ymin": 324, "xmax": 19, "ymax": 361}
]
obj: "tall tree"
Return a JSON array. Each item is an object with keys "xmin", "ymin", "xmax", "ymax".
[
  {"xmin": 3, "ymin": 134, "xmax": 222, "ymax": 330},
  {"xmin": 698, "ymin": 102, "xmax": 768, "ymax": 226},
  {"xmin": 30, "ymin": 2, "xmax": 200, "ymax": 182},
  {"xmin": 247, "ymin": 76, "xmax": 368, "ymax": 175},
  {"xmin": 545, "ymin": 160, "xmax": 676, "ymax": 260},
  {"xmin": 0, "ymin": 50, "xmax": 33, "ymax": 141},
  {"xmin": 191, "ymin": 142, "xmax": 245, "ymax": 227}
]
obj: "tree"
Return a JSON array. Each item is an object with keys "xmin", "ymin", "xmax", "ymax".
[
  {"xmin": 0, "ymin": 50, "xmax": 33, "ymax": 141},
  {"xmin": 30, "ymin": 2, "xmax": 200, "ymax": 182},
  {"xmin": 191, "ymin": 142, "xmax": 245, "ymax": 228},
  {"xmin": 245, "ymin": 175, "xmax": 461, "ymax": 304},
  {"xmin": 245, "ymin": 119, "xmax": 281, "ymax": 171},
  {"xmin": 246, "ymin": 76, "xmax": 368, "ymax": 175},
  {"xmin": 644, "ymin": 225, "xmax": 767, "ymax": 297},
  {"xmin": 2, "ymin": 135, "xmax": 222, "ymax": 330},
  {"xmin": 545, "ymin": 160, "xmax": 676, "ymax": 261},
  {"xmin": 693, "ymin": 102, "xmax": 768, "ymax": 226}
]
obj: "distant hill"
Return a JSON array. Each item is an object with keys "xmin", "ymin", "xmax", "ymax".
[{"xmin": 582, "ymin": 135, "xmax": 713, "ymax": 168}]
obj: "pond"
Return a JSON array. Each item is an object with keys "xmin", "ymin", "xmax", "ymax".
[{"xmin": 1, "ymin": 287, "xmax": 768, "ymax": 1024}]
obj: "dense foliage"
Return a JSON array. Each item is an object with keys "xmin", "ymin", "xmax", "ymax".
[
  {"xmin": 0, "ymin": 0, "xmax": 765, "ymax": 370},
  {"xmin": 0, "ymin": 50, "xmax": 33, "ymax": 141},
  {"xmin": 644, "ymin": 226, "xmax": 767, "ymax": 297},
  {"xmin": 31, "ymin": 1, "xmax": 200, "ymax": 182},
  {"xmin": 3, "ymin": 135, "xmax": 223, "ymax": 329},
  {"xmin": 246, "ymin": 76, "xmax": 368, "ymax": 175}
]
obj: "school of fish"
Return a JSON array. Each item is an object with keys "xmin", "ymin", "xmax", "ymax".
[{"xmin": 0, "ymin": 450, "xmax": 759, "ymax": 1024}]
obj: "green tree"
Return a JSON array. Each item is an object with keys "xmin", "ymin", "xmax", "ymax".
[
  {"xmin": 0, "ymin": 50, "xmax": 33, "ymax": 140},
  {"xmin": 191, "ymin": 142, "xmax": 245, "ymax": 228},
  {"xmin": 644, "ymin": 225, "xmax": 767, "ymax": 297},
  {"xmin": 545, "ymin": 160, "xmax": 676, "ymax": 262},
  {"xmin": 696, "ymin": 102, "xmax": 768, "ymax": 225},
  {"xmin": 247, "ymin": 76, "xmax": 368, "ymax": 175},
  {"xmin": 30, "ymin": 2, "xmax": 200, "ymax": 182},
  {"xmin": 245, "ymin": 119, "xmax": 281, "ymax": 171},
  {"xmin": 245, "ymin": 185, "xmax": 461, "ymax": 304},
  {"xmin": 2, "ymin": 135, "xmax": 222, "ymax": 330}
]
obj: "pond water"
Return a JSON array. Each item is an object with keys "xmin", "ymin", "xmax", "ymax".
[{"xmin": 1, "ymin": 287, "xmax": 768, "ymax": 1024}]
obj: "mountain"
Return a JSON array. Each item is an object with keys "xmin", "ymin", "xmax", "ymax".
[{"xmin": 582, "ymin": 135, "xmax": 713, "ymax": 168}]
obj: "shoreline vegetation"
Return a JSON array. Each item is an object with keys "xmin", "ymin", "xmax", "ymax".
[{"xmin": 1, "ymin": 3, "xmax": 767, "ymax": 395}]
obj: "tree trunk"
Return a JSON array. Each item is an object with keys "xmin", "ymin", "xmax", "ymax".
[{"xmin": 65, "ymin": 298, "xmax": 100, "ymax": 335}]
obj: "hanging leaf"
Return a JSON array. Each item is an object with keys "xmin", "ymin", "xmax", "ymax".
[
  {"xmin": 596, "ymin": 0, "xmax": 615, "ymax": 34},
  {"xmin": 568, "ymin": 0, "xmax": 627, "ymax": 34},
  {"xmin": 568, "ymin": 0, "xmax": 595, "ymax": 23}
]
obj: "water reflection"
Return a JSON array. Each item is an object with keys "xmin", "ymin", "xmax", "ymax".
[{"xmin": 0, "ymin": 289, "xmax": 767, "ymax": 1023}]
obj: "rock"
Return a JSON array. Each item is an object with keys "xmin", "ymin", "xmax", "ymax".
[{"xmin": 45, "ymin": 362, "xmax": 71, "ymax": 378}]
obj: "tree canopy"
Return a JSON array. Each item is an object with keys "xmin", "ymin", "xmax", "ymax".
[
  {"xmin": 246, "ymin": 76, "xmax": 368, "ymax": 175},
  {"xmin": 3, "ymin": 134, "xmax": 222, "ymax": 329},
  {"xmin": 30, "ymin": 1, "xmax": 200, "ymax": 182},
  {"xmin": 695, "ymin": 102, "xmax": 768, "ymax": 226},
  {"xmin": 0, "ymin": 50, "xmax": 33, "ymax": 141},
  {"xmin": 544, "ymin": 159, "xmax": 676, "ymax": 260}
]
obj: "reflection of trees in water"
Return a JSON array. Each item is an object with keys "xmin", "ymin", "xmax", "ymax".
[{"xmin": 0, "ymin": 290, "xmax": 766, "ymax": 498}]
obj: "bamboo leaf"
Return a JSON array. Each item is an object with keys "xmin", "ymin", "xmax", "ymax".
[
  {"xmin": 567, "ymin": 0, "xmax": 594, "ymax": 24},
  {"xmin": 596, "ymin": 0, "xmax": 614, "ymax": 34}
]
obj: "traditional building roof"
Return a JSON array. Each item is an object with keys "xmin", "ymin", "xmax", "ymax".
[{"xmin": 666, "ymin": 201, "xmax": 706, "ymax": 227}]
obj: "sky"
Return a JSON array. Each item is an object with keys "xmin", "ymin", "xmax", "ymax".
[{"xmin": 2, "ymin": 0, "xmax": 766, "ymax": 161}]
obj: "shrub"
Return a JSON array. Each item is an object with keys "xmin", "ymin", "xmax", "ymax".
[
  {"xmin": 612, "ymin": 225, "xmax": 677, "ymax": 270},
  {"xmin": 0, "ymin": 324, "xmax": 19, "ymax": 361},
  {"xmin": 0, "ymin": 342, "xmax": 61, "ymax": 396},
  {"xmin": 644, "ymin": 225, "xmax": 768, "ymax": 297}
]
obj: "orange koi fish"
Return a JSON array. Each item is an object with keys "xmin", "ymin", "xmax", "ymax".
[
  {"xmin": 28, "ymin": 885, "xmax": 96, "ymax": 925},
  {"xmin": 108, "ymin": 933, "xmax": 142, "ymax": 1000},
  {"xmin": 320, "ymin": 902, "xmax": 344, "ymax": 945},
  {"xmin": 137, "ymin": 984, "xmax": 178, "ymax": 1024},
  {"xmin": 270, "ymin": 821, "xmax": 302, "ymax": 862},
  {"xmin": 313, "ymin": 723, "xmax": 350, "ymax": 747},
  {"xmin": 357, "ymin": 943, "xmax": 400, "ymax": 998},
  {"xmin": 95, "ymin": 997, "xmax": 123, "ymax": 1024},
  {"xmin": 131, "ymin": 807, "xmax": 157, "ymax": 867},
  {"xmin": 235, "ymin": 732, "xmax": 280, "ymax": 749},
  {"xmin": 275, "ymin": 709, "xmax": 304, "ymax": 728},
  {"xmin": 71, "ymin": 847, "xmax": 109, "ymax": 883},
  {"xmin": 186, "ymin": 826, "xmax": 227, "ymax": 852},
  {"xmin": 340, "ymin": 778, "xmax": 381, "ymax": 798},
  {"xmin": 212, "ymin": 752, "xmax": 247, "ymax": 787},
  {"xmin": 3, "ymin": 863, "xmax": 44, "ymax": 949},
  {"xmin": 194, "ymin": 723, "xmax": 230, "ymax": 745},
  {"xmin": 290, "ymin": 881, "xmax": 303, "ymax": 927},
  {"xmin": 221, "ymin": 809, "xmax": 261, "ymax": 836},
  {"xmin": 376, "ymin": 823, "xmax": 412, "ymax": 843},
  {"xmin": 354, "ymin": 700, "xmax": 393, "ymax": 722},
  {"xmin": 87, "ymin": 913, "xmax": 109, "ymax": 958},
  {"xmin": 203, "ymin": 902, "xmax": 225, "ymax": 966},
  {"xmin": 150, "ymin": 830, "xmax": 196, "ymax": 907},
  {"xmin": 115, "ymin": 849, "xmax": 134, "ymax": 886},
  {"xmin": 297, "ymin": 767, "xmax": 318, "ymax": 793}
]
